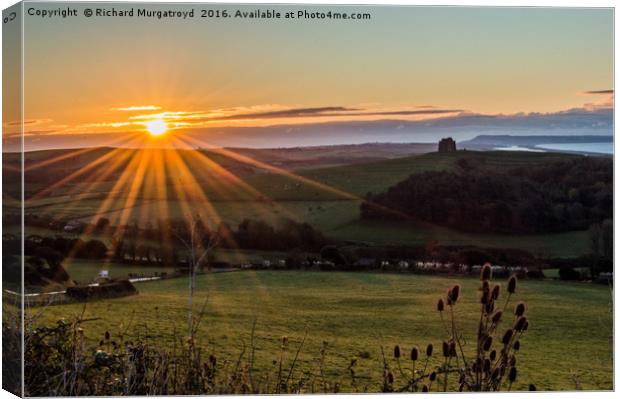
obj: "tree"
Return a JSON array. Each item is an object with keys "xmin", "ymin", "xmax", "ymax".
[
  {"xmin": 588, "ymin": 219, "xmax": 613, "ymax": 277},
  {"xmin": 173, "ymin": 214, "xmax": 219, "ymax": 337},
  {"xmin": 95, "ymin": 217, "xmax": 110, "ymax": 232}
]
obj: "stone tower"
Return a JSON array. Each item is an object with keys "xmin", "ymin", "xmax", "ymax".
[{"xmin": 438, "ymin": 137, "xmax": 457, "ymax": 153}]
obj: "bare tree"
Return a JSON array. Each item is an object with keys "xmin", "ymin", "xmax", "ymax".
[{"xmin": 173, "ymin": 214, "xmax": 219, "ymax": 337}]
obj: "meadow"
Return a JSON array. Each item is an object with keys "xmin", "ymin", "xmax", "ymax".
[
  {"xmin": 20, "ymin": 150, "xmax": 592, "ymax": 258},
  {"xmin": 30, "ymin": 270, "xmax": 613, "ymax": 391}
]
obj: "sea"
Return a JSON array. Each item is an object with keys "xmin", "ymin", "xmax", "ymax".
[
  {"xmin": 494, "ymin": 142, "xmax": 613, "ymax": 155},
  {"xmin": 535, "ymin": 142, "xmax": 613, "ymax": 154}
]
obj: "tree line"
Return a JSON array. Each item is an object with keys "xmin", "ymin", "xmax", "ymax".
[{"xmin": 361, "ymin": 157, "xmax": 612, "ymax": 234}]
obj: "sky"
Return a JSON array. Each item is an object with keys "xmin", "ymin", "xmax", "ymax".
[{"xmin": 3, "ymin": 3, "xmax": 614, "ymax": 149}]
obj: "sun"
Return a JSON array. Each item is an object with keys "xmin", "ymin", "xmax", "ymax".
[{"xmin": 145, "ymin": 119, "xmax": 168, "ymax": 136}]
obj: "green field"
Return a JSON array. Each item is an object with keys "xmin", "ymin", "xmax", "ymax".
[
  {"xmin": 31, "ymin": 271, "xmax": 613, "ymax": 391},
  {"xmin": 20, "ymin": 150, "xmax": 592, "ymax": 258}
]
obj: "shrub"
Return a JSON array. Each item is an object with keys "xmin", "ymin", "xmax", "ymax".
[{"xmin": 558, "ymin": 266, "xmax": 582, "ymax": 281}]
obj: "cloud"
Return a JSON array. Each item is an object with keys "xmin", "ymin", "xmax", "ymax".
[
  {"xmin": 112, "ymin": 105, "xmax": 162, "ymax": 111},
  {"xmin": 4, "ymin": 118, "xmax": 53, "ymax": 127},
  {"xmin": 218, "ymin": 106, "xmax": 359, "ymax": 120},
  {"xmin": 583, "ymin": 89, "xmax": 614, "ymax": 95},
  {"xmin": 369, "ymin": 109, "xmax": 463, "ymax": 116}
]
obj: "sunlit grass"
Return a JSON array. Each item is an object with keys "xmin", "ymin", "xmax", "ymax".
[{"xmin": 31, "ymin": 271, "xmax": 613, "ymax": 391}]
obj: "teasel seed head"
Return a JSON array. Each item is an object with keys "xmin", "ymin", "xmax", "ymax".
[
  {"xmin": 507, "ymin": 275, "xmax": 517, "ymax": 294},
  {"xmin": 485, "ymin": 300, "xmax": 495, "ymax": 314},
  {"xmin": 529, "ymin": 384, "xmax": 537, "ymax": 391},
  {"xmin": 490, "ymin": 349, "xmax": 497, "ymax": 361},
  {"xmin": 491, "ymin": 284, "xmax": 501, "ymax": 300},
  {"xmin": 502, "ymin": 329, "xmax": 514, "ymax": 345},
  {"xmin": 386, "ymin": 371, "xmax": 394, "ymax": 384},
  {"xmin": 437, "ymin": 298, "xmax": 445, "ymax": 312},
  {"xmin": 448, "ymin": 284, "xmax": 461, "ymax": 303},
  {"xmin": 209, "ymin": 354, "xmax": 217, "ymax": 366},
  {"xmin": 484, "ymin": 358, "xmax": 491, "ymax": 373},
  {"xmin": 474, "ymin": 357, "xmax": 482, "ymax": 372},
  {"xmin": 442, "ymin": 341, "xmax": 450, "ymax": 357},
  {"xmin": 449, "ymin": 340, "xmax": 457, "ymax": 357},
  {"xmin": 422, "ymin": 385, "xmax": 429, "ymax": 392},
  {"xmin": 105, "ymin": 331, "xmax": 110, "ymax": 340},
  {"xmin": 410, "ymin": 346, "xmax": 419, "ymax": 361},
  {"xmin": 508, "ymin": 366, "xmax": 517, "ymax": 383},
  {"xmin": 491, "ymin": 310, "xmax": 503, "ymax": 324},
  {"xmin": 393, "ymin": 345, "xmax": 401, "ymax": 359},
  {"xmin": 480, "ymin": 290, "xmax": 490, "ymax": 305},
  {"xmin": 514, "ymin": 316, "xmax": 528, "ymax": 332},
  {"xmin": 429, "ymin": 371, "xmax": 437, "ymax": 381},
  {"xmin": 426, "ymin": 343, "xmax": 433, "ymax": 357},
  {"xmin": 483, "ymin": 336, "xmax": 493, "ymax": 351},
  {"xmin": 481, "ymin": 263, "xmax": 492, "ymax": 281},
  {"xmin": 513, "ymin": 340, "xmax": 521, "ymax": 351},
  {"xmin": 514, "ymin": 302, "xmax": 526, "ymax": 317},
  {"xmin": 509, "ymin": 355, "xmax": 517, "ymax": 367}
]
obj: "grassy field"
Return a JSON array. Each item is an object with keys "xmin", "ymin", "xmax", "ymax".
[
  {"xmin": 30, "ymin": 270, "xmax": 613, "ymax": 391},
  {"xmin": 18, "ymin": 150, "xmax": 592, "ymax": 258}
]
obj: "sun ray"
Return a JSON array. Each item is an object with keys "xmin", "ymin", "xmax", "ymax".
[
  {"xmin": 172, "ymin": 137, "xmax": 300, "ymax": 223},
  {"xmin": 177, "ymin": 133, "xmax": 411, "ymax": 220},
  {"xmin": 52, "ymin": 148, "xmax": 139, "ymax": 220},
  {"xmin": 24, "ymin": 132, "xmax": 141, "ymax": 172}
]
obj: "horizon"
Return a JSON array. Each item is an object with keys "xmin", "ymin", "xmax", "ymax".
[{"xmin": 2, "ymin": 4, "xmax": 613, "ymax": 151}]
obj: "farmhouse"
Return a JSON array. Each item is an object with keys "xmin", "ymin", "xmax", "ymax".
[{"xmin": 63, "ymin": 219, "xmax": 84, "ymax": 233}]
